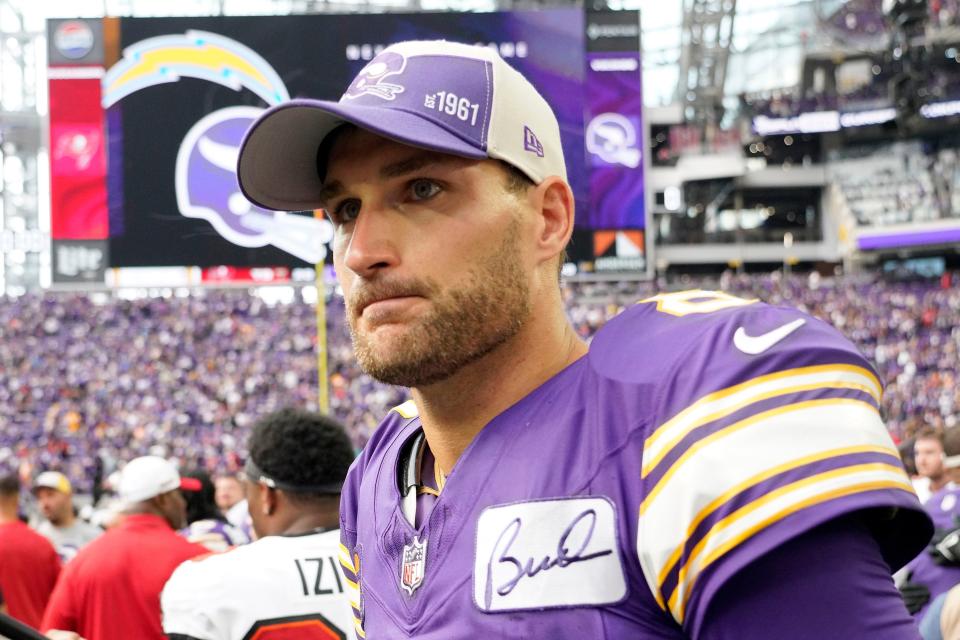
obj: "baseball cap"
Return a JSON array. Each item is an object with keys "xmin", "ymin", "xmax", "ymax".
[
  {"xmin": 33, "ymin": 471, "xmax": 72, "ymax": 495},
  {"xmin": 117, "ymin": 456, "xmax": 201, "ymax": 504},
  {"xmin": 237, "ymin": 40, "xmax": 567, "ymax": 212}
]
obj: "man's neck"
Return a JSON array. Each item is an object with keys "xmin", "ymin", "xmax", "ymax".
[
  {"xmin": 413, "ymin": 299, "xmax": 587, "ymax": 475},
  {"xmin": 278, "ymin": 512, "xmax": 339, "ymax": 537},
  {"xmin": 122, "ymin": 505, "xmax": 168, "ymax": 527},
  {"xmin": 53, "ymin": 512, "xmax": 76, "ymax": 529},
  {"xmin": 0, "ymin": 506, "xmax": 19, "ymax": 524}
]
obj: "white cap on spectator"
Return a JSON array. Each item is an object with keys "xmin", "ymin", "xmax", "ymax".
[{"xmin": 118, "ymin": 456, "xmax": 197, "ymax": 504}]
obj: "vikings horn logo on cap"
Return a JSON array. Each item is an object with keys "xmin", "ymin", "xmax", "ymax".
[
  {"xmin": 343, "ymin": 51, "xmax": 407, "ymax": 101},
  {"xmin": 101, "ymin": 31, "xmax": 332, "ymax": 263}
]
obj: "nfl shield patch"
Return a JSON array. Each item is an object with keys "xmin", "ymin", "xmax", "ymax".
[{"xmin": 400, "ymin": 536, "xmax": 427, "ymax": 595}]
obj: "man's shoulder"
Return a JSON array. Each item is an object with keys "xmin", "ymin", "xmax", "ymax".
[
  {"xmin": 341, "ymin": 406, "xmax": 415, "ymax": 538},
  {"xmin": 34, "ymin": 519, "xmax": 55, "ymax": 536},
  {"xmin": 169, "ymin": 546, "xmax": 236, "ymax": 580},
  {"xmin": 928, "ymin": 485, "xmax": 960, "ymax": 513},
  {"xmin": 49, "ymin": 520, "xmax": 101, "ymax": 545},
  {"xmin": 353, "ymin": 400, "xmax": 418, "ymax": 466},
  {"xmin": 2, "ymin": 521, "xmax": 58, "ymax": 555},
  {"xmin": 133, "ymin": 520, "xmax": 209, "ymax": 561},
  {"xmin": 61, "ymin": 525, "xmax": 119, "ymax": 568},
  {"xmin": 248, "ymin": 529, "xmax": 342, "ymax": 557},
  {"xmin": 76, "ymin": 520, "xmax": 102, "ymax": 539},
  {"xmin": 589, "ymin": 290, "xmax": 868, "ymax": 390},
  {"xmin": 164, "ymin": 545, "xmax": 244, "ymax": 602},
  {"xmin": 167, "ymin": 530, "xmax": 341, "ymax": 592}
]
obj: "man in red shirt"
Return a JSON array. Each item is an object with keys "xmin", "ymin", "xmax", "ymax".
[
  {"xmin": 0, "ymin": 474, "xmax": 60, "ymax": 628},
  {"xmin": 41, "ymin": 456, "xmax": 206, "ymax": 640}
]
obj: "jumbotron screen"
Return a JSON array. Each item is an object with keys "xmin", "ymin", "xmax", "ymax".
[{"xmin": 47, "ymin": 11, "xmax": 647, "ymax": 284}]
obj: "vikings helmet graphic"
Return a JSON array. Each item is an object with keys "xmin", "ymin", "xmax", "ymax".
[
  {"xmin": 586, "ymin": 113, "xmax": 642, "ymax": 169},
  {"xmin": 102, "ymin": 31, "xmax": 331, "ymax": 263},
  {"xmin": 343, "ymin": 51, "xmax": 407, "ymax": 101},
  {"xmin": 175, "ymin": 106, "xmax": 331, "ymax": 259}
]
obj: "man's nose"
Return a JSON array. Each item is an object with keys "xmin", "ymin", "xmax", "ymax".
[{"xmin": 342, "ymin": 207, "xmax": 400, "ymax": 277}]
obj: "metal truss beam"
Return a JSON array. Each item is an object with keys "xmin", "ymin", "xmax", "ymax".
[{"xmin": 677, "ymin": 0, "xmax": 737, "ymax": 125}]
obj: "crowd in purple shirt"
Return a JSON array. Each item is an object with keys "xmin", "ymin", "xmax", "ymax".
[{"xmin": 0, "ymin": 272, "xmax": 955, "ymax": 492}]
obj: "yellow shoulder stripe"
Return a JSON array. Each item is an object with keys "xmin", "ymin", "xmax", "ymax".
[
  {"xmin": 644, "ymin": 364, "xmax": 881, "ymax": 459},
  {"xmin": 654, "ymin": 444, "xmax": 902, "ymax": 590},
  {"xmin": 391, "ymin": 399, "xmax": 419, "ymax": 419},
  {"xmin": 668, "ymin": 465, "xmax": 913, "ymax": 622},
  {"xmin": 642, "ymin": 365, "xmax": 882, "ymax": 478},
  {"xmin": 640, "ymin": 397, "xmax": 879, "ymax": 516}
]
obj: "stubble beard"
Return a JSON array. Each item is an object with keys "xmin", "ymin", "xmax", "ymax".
[{"xmin": 347, "ymin": 221, "xmax": 532, "ymax": 388}]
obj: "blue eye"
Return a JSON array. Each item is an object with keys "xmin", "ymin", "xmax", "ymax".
[
  {"xmin": 411, "ymin": 179, "xmax": 441, "ymax": 201},
  {"xmin": 332, "ymin": 199, "xmax": 361, "ymax": 223}
]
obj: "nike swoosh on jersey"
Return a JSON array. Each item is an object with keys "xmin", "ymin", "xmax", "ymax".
[{"xmin": 733, "ymin": 318, "xmax": 806, "ymax": 355}]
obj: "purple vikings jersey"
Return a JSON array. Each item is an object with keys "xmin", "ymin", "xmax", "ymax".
[
  {"xmin": 339, "ymin": 290, "xmax": 930, "ymax": 638},
  {"xmin": 924, "ymin": 486, "xmax": 960, "ymax": 532},
  {"xmin": 907, "ymin": 486, "xmax": 960, "ymax": 617},
  {"xmin": 179, "ymin": 518, "xmax": 250, "ymax": 553}
]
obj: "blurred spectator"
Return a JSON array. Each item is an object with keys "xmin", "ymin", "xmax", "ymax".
[
  {"xmin": 162, "ymin": 409, "xmax": 356, "ymax": 640},
  {"xmin": 923, "ymin": 581, "xmax": 960, "ymax": 640},
  {"xmin": 41, "ymin": 456, "xmax": 207, "ymax": 640},
  {"xmin": 31, "ymin": 471, "xmax": 101, "ymax": 563},
  {"xmin": 214, "ymin": 474, "xmax": 249, "ymax": 530},
  {"xmin": 179, "ymin": 469, "xmax": 249, "ymax": 552},
  {"xmin": 902, "ymin": 428, "xmax": 960, "ymax": 621},
  {"xmin": 916, "ymin": 429, "xmax": 951, "ymax": 505},
  {"xmin": 0, "ymin": 473, "xmax": 60, "ymax": 629},
  {"xmin": 214, "ymin": 475, "xmax": 243, "ymax": 514}
]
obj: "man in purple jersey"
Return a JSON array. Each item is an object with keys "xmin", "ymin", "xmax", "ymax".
[
  {"xmin": 237, "ymin": 40, "xmax": 932, "ymax": 638},
  {"xmin": 904, "ymin": 429, "xmax": 960, "ymax": 622}
]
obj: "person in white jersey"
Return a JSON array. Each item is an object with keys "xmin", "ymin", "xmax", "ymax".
[{"xmin": 161, "ymin": 408, "xmax": 357, "ymax": 640}]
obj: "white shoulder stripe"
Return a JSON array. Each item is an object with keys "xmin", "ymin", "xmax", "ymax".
[
  {"xmin": 637, "ymin": 399, "xmax": 902, "ymax": 613},
  {"xmin": 667, "ymin": 463, "xmax": 912, "ymax": 622},
  {"xmin": 642, "ymin": 364, "xmax": 881, "ymax": 477}
]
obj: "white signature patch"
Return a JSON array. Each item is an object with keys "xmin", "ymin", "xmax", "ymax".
[{"xmin": 473, "ymin": 497, "xmax": 627, "ymax": 612}]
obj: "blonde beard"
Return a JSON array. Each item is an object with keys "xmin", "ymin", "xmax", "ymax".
[{"xmin": 348, "ymin": 219, "xmax": 531, "ymax": 388}]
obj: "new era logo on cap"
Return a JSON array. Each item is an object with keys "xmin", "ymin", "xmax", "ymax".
[
  {"xmin": 523, "ymin": 126, "xmax": 544, "ymax": 157},
  {"xmin": 237, "ymin": 40, "xmax": 568, "ymax": 213}
]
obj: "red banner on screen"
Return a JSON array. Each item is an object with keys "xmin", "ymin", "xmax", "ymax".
[
  {"xmin": 201, "ymin": 266, "xmax": 292, "ymax": 284},
  {"xmin": 49, "ymin": 76, "xmax": 108, "ymax": 240}
]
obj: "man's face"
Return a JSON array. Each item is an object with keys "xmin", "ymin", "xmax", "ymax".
[
  {"xmin": 322, "ymin": 129, "xmax": 534, "ymax": 387},
  {"xmin": 215, "ymin": 477, "xmax": 243, "ymax": 511},
  {"xmin": 35, "ymin": 487, "xmax": 71, "ymax": 525},
  {"xmin": 915, "ymin": 438, "xmax": 945, "ymax": 479}
]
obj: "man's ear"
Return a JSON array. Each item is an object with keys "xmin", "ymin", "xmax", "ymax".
[
  {"xmin": 259, "ymin": 483, "xmax": 275, "ymax": 516},
  {"xmin": 531, "ymin": 176, "xmax": 575, "ymax": 268}
]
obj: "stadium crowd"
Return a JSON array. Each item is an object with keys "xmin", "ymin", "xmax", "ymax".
[{"xmin": 1, "ymin": 272, "xmax": 958, "ymax": 496}]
